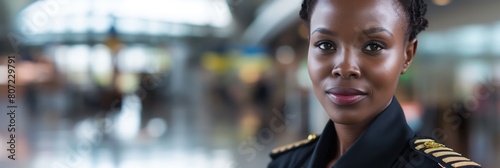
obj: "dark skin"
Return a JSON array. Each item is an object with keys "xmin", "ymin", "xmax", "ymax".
[{"xmin": 306, "ymin": 0, "xmax": 418, "ymax": 167}]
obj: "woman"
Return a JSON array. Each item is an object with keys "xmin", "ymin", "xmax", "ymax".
[{"xmin": 268, "ymin": 0, "xmax": 481, "ymax": 167}]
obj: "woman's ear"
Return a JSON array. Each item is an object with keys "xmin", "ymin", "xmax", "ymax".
[{"xmin": 402, "ymin": 39, "xmax": 418, "ymax": 74}]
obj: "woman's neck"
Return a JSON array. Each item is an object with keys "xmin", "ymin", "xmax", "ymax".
[
  {"xmin": 334, "ymin": 123, "xmax": 368, "ymax": 155},
  {"xmin": 326, "ymin": 121, "xmax": 370, "ymax": 168}
]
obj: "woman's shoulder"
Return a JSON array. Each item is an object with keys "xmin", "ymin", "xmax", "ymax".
[
  {"xmin": 268, "ymin": 134, "xmax": 319, "ymax": 167},
  {"xmin": 400, "ymin": 136, "xmax": 482, "ymax": 168}
]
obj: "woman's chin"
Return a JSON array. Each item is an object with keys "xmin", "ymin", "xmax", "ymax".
[{"xmin": 327, "ymin": 110, "xmax": 368, "ymax": 125}]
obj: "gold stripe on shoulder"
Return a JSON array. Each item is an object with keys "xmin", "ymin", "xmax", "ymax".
[
  {"xmin": 451, "ymin": 161, "xmax": 481, "ymax": 167},
  {"xmin": 271, "ymin": 140, "xmax": 306, "ymax": 154},
  {"xmin": 414, "ymin": 139, "xmax": 434, "ymax": 144},
  {"xmin": 442, "ymin": 156, "xmax": 470, "ymax": 163},
  {"xmin": 415, "ymin": 144, "xmax": 426, "ymax": 150},
  {"xmin": 432, "ymin": 151, "xmax": 462, "ymax": 157},
  {"xmin": 424, "ymin": 147, "xmax": 453, "ymax": 154},
  {"xmin": 271, "ymin": 134, "xmax": 318, "ymax": 154}
]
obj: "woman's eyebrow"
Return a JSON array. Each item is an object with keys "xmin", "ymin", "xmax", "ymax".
[
  {"xmin": 311, "ymin": 27, "xmax": 393, "ymax": 37},
  {"xmin": 311, "ymin": 28, "xmax": 337, "ymax": 36},
  {"xmin": 362, "ymin": 27, "xmax": 394, "ymax": 37}
]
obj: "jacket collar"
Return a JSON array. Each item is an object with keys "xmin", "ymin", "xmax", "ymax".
[{"xmin": 307, "ymin": 97, "xmax": 415, "ymax": 168}]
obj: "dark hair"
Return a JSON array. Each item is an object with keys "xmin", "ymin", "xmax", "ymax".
[{"xmin": 299, "ymin": 0, "xmax": 429, "ymax": 40}]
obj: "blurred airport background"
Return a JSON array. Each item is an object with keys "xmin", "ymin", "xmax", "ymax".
[{"xmin": 0, "ymin": 0, "xmax": 499, "ymax": 167}]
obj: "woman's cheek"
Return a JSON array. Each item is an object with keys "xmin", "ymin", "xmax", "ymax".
[
  {"xmin": 308, "ymin": 56, "xmax": 329, "ymax": 82},
  {"xmin": 370, "ymin": 56, "xmax": 402, "ymax": 92}
]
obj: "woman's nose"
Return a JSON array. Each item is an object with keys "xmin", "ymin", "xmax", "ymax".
[{"xmin": 331, "ymin": 50, "xmax": 361, "ymax": 79}]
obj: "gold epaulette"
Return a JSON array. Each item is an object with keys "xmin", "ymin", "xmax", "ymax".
[
  {"xmin": 411, "ymin": 138, "xmax": 481, "ymax": 168},
  {"xmin": 271, "ymin": 134, "xmax": 319, "ymax": 155}
]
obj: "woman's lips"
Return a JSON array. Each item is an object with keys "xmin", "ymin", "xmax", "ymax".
[{"xmin": 325, "ymin": 87, "xmax": 367, "ymax": 105}]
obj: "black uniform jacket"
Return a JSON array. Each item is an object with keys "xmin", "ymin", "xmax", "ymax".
[{"xmin": 268, "ymin": 97, "xmax": 481, "ymax": 168}]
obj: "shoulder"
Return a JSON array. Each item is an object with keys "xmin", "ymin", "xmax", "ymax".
[
  {"xmin": 268, "ymin": 134, "xmax": 319, "ymax": 168},
  {"xmin": 408, "ymin": 137, "xmax": 481, "ymax": 168}
]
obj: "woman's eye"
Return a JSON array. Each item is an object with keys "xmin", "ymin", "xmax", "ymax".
[
  {"xmin": 364, "ymin": 42, "xmax": 385, "ymax": 51},
  {"xmin": 316, "ymin": 41, "xmax": 335, "ymax": 50}
]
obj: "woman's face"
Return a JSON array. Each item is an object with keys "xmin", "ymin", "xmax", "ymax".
[{"xmin": 308, "ymin": 0, "xmax": 417, "ymax": 125}]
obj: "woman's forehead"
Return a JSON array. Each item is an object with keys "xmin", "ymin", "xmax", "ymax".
[{"xmin": 310, "ymin": 0, "xmax": 404, "ymax": 34}]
